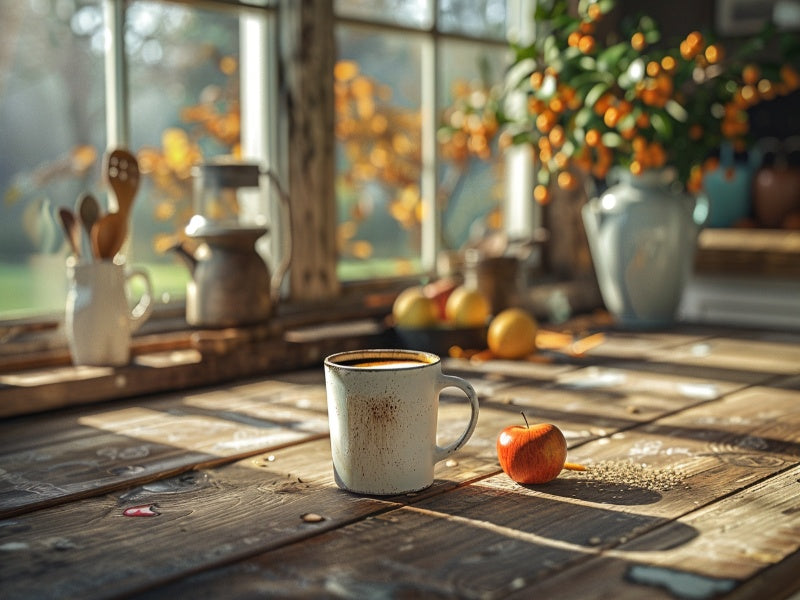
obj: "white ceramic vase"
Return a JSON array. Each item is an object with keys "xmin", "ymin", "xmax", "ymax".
[{"xmin": 582, "ymin": 169, "xmax": 707, "ymax": 328}]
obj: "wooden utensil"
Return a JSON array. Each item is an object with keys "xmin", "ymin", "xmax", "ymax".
[
  {"xmin": 58, "ymin": 207, "xmax": 82, "ymax": 259},
  {"xmin": 77, "ymin": 193, "xmax": 100, "ymax": 238},
  {"xmin": 105, "ymin": 148, "xmax": 139, "ymax": 215},
  {"xmin": 76, "ymin": 193, "xmax": 100, "ymax": 260},
  {"xmin": 91, "ymin": 211, "xmax": 127, "ymax": 260}
]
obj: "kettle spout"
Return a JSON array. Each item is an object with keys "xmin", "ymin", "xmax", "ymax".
[{"xmin": 167, "ymin": 241, "xmax": 197, "ymax": 274}]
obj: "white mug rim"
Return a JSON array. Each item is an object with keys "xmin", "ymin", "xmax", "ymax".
[{"xmin": 324, "ymin": 348, "xmax": 440, "ymax": 371}]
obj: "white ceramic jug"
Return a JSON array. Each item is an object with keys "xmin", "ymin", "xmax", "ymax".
[{"xmin": 65, "ymin": 260, "xmax": 153, "ymax": 366}]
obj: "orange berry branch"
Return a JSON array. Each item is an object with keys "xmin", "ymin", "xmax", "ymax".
[{"xmin": 490, "ymin": 0, "xmax": 800, "ymax": 200}]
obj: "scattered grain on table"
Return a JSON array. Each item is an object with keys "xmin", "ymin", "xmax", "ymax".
[
  {"xmin": 301, "ymin": 512, "xmax": 325, "ymax": 523},
  {"xmin": 571, "ymin": 460, "xmax": 686, "ymax": 492}
]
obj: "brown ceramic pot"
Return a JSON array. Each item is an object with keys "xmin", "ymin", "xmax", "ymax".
[{"xmin": 752, "ymin": 166, "xmax": 800, "ymax": 228}]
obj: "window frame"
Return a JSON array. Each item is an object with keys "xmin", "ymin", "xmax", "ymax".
[{"xmin": 1, "ymin": 0, "xmax": 536, "ymax": 354}]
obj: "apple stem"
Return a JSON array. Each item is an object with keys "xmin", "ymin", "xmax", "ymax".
[
  {"xmin": 563, "ymin": 462, "xmax": 587, "ymax": 471},
  {"xmin": 521, "ymin": 411, "xmax": 529, "ymax": 428}
]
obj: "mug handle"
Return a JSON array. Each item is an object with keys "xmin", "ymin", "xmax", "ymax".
[
  {"xmin": 433, "ymin": 373, "xmax": 479, "ymax": 463},
  {"xmin": 125, "ymin": 268, "xmax": 153, "ymax": 333}
]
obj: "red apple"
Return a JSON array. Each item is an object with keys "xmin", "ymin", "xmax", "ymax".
[
  {"xmin": 496, "ymin": 415, "xmax": 583, "ymax": 484},
  {"xmin": 423, "ymin": 278, "xmax": 458, "ymax": 321}
]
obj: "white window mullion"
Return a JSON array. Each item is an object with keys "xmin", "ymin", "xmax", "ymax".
[
  {"xmin": 240, "ymin": 10, "xmax": 284, "ymax": 283},
  {"xmin": 505, "ymin": 0, "xmax": 539, "ymax": 246},
  {"xmin": 104, "ymin": 0, "xmax": 129, "ymax": 211},
  {"xmin": 420, "ymin": 33, "xmax": 438, "ymax": 273}
]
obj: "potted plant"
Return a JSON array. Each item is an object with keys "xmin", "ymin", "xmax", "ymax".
[{"xmin": 484, "ymin": 0, "xmax": 800, "ymax": 326}]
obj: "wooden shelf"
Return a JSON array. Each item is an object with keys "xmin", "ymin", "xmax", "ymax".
[{"xmin": 695, "ymin": 229, "xmax": 800, "ymax": 277}]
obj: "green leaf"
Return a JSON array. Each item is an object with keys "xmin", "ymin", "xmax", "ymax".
[
  {"xmin": 579, "ymin": 56, "xmax": 598, "ymax": 72},
  {"xmin": 597, "ymin": 0, "xmax": 616, "ymax": 13},
  {"xmin": 644, "ymin": 29, "xmax": 661, "ymax": 44},
  {"xmin": 543, "ymin": 34, "xmax": 558, "ymax": 59},
  {"xmin": 664, "ymin": 99, "xmax": 688, "ymax": 123},
  {"xmin": 601, "ymin": 132, "xmax": 623, "ymax": 147},
  {"xmin": 650, "ymin": 112, "xmax": 673, "ymax": 139},
  {"xmin": 597, "ymin": 43, "xmax": 630, "ymax": 72},
  {"xmin": 584, "ymin": 82, "xmax": 610, "ymax": 108},
  {"xmin": 618, "ymin": 113, "xmax": 636, "ymax": 131},
  {"xmin": 537, "ymin": 168, "xmax": 551, "ymax": 186},
  {"xmin": 573, "ymin": 106, "xmax": 594, "ymax": 129},
  {"xmin": 512, "ymin": 131, "xmax": 532, "ymax": 145},
  {"xmin": 569, "ymin": 70, "xmax": 613, "ymax": 91}
]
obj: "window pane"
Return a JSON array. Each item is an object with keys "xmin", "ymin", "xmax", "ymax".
[
  {"xmin": 335, "ymin": 26, "xmax": 424, "ymax": 280},
  {"xmin": 335, "ymin": 0, "xmax": 433, "ymax": 29},
  {"xmin": 128, "ymin": 1, "xmax": 244, "ymax": 304},
  {"xmin": 438, "ymin": 0, "xmax": 507, "ymax": 39},
  {"xmin": 0, "ymin": 0, "xmax": 106, "ymax": 318},
  {"xmin": 438, "ymin": 40, "xmax": 507, "ymax": 251}
]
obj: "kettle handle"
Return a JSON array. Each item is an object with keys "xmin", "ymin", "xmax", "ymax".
[{"xmin": 263, "ymin": 170, "xmax": 292, "ymax": 303}]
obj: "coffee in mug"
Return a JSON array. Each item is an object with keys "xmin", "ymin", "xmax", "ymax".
[{"xmin": 324, "ymin": 349, "xmax": 479, "ymax": 495}]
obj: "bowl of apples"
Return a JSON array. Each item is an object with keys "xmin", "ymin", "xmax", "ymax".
[{"xmin": 390, "ymin": 280, "xmax": 489, "ymax": 356}]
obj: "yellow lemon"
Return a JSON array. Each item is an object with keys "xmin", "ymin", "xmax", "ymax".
[
  {"xmin": 487, "ymin": 308, "xmax": 538, "ymax": 359},
  {"xmin": 392, "ymin": 287, "xmax": 438, "ymax": 328},
  {"xmin": 445, "ymin": 286, "xmax": 491, "ymax": 327}
]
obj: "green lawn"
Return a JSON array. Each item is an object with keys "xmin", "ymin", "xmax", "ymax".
[
  {"xmin": 1, "ymin": 257, "xmax": 422, "ymax": 320},
  {"xmin": 0, "ymin": 259, "xmax": 190, "ymax": 319}
]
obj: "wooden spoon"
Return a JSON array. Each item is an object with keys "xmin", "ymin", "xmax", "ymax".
[
  {"xmin": 91, "ymin": 211, "xmax": 127, "ymax": 260},
  {"xmin": 77, "ymin": 193, "xmax": 100, "ymax": 237},
  {"xmin": 105, "ymin": 148, "xmax": 139, "ymax": 215},
  {"xmin": 76, "ymin": 193, "xmax": 100, "ymax": 259},
  {"xmin": 58, "ymin": 207, "xmax": 82, "ymax": 259}
]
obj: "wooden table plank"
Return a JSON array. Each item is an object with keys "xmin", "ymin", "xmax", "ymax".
[
  {"xmin": 483, "ymin": 363, "xmax": 743, "ymax": 431},
  {"xmin": 638, "ymin": 332, "xmax": 800, "ymax": 378},
  {"xmin": 0, "ymin": 378, "xmax": 330, "ymax": 518},
  {"xmin": 132, "ymin": 501, "xmax": 594, "ymax": 600},
  {"xmin": 577, "ymin": 327, "xmax": 718, "ymax": 360},
  {"xmin": 517, "ymin": 464, "xmax": 800, "ymax": 599},
  {"xmin": 0, "ymin": 372, "xmax": 329, "ymax": 454},
  {"xmin": 0, "ymin": 395, "xmax": 604, "ymax": 600},
  {"xmin": 3, "ymin": 325, "xmax": 799, "ymax": 599},
  {"xmin": 0, "ymin": 441, "xmax": 398, "ymax": 600},
  {"xmin": 126, "ymin": 383, "xmax": 800, "ymax": 600}
]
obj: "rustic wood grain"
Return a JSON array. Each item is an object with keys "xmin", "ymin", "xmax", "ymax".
[
  {"xmin": 278, "ymin": 0, "xmax": 338, "ymax": 301},
  {"xmin": 0, "ymin": 379, "xmax": 331, "ymax": 518},
  {"xmin": 639, "ymin": 333, "xmax": 800, "ymax": 378},
  {"xmin": 3, "ymin": 326, "xmax": 800, "ymax": 599},
  {"xmin": 119, "ymin": 382, "xmax": 800, "ymax": 600},
  {"xmin": 0, "ymin": 452, "xmax": 396, "ymax": 600},
  {"xmin": 0, "ymin": 320, "xmax": 390, "ymax": 418},
  {"xmin": 482, "ymin": 363, "xmax": 744, "ymax": 430},
  {"xmin": 517, "ymin": 464, "xmax": 800, "ymax": 599}
]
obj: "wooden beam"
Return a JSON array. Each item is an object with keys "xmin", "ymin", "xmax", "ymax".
[{"xmin": 278, "ymin": 0, "xmax": 339, "ymax": 300}]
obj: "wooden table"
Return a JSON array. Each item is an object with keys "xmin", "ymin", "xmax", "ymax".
[{"xmin": 2, "ymin": 322, "xmax": 800, "ymax": 599}]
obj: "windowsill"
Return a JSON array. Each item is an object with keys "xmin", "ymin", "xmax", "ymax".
[
  {"xmin": 0, "ymin": 314, "xmax": 393, "ymax": 418},
  {"xmin": 4, "ymin": 231, "xmax": 796, "ymax": 421},
  {"xmin": 0, "ymin": 279, "xmax": 409, "ymax": 417},
  {"xmin": 0, "ymin": 276, "xmax": 606, "ymax": 418}
]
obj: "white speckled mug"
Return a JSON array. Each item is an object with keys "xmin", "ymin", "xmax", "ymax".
[{"xmin": 324, "ymin": 349, "xmax": 479, "ymax": 495}]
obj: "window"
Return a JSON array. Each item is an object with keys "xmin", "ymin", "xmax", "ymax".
[
  {"xmin": 0, "ymin": 0, "xmax": 523, "ymax": 327},
  {"xmin": 1, "ymin": 1, "xmax": 106, "ymax": 317},
  {"xmin": 334, "ymin": 0, "xmax": 513, "ymax": 280},
  {"xmin": 0, "ymin": 0, "xmax": 276, "ymax": 321}
]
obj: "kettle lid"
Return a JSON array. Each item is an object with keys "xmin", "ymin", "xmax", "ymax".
[{"xmin": 193, "ymin": 160, "xmax": 260, "ymax": 189}]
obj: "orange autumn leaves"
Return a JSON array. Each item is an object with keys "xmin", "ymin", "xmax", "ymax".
[
  {"xmin": 137, "ymin": 55, "xmax": 241, "ymax": 252},
  {"xmin": 334, "ymin": 59, "xmax": 424, "ymax": 262}
]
